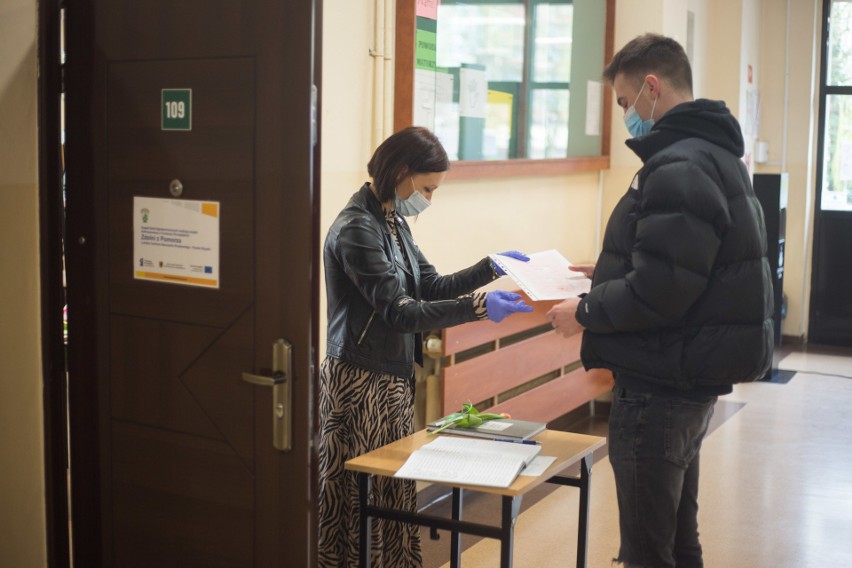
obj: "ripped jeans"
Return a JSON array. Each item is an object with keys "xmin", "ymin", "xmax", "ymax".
[{"xmin": 608, "ymin": 387, "xmax": 717, "ymax": 568}]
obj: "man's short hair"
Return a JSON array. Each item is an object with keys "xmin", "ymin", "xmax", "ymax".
[{"xmin": 603, "ymin": 33, "xmax": 693, "ymax": 94}]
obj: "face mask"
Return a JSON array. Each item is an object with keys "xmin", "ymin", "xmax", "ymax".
[
  {"xmin": 395, "ymin": 178, "xmax": 431, "ymax": 217},
  {"xmin": 624, "ymin": 82, "xmax": 658, "ymax": 138}
]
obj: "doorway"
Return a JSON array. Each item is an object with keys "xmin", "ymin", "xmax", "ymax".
[
  {"xmin": 810, "ymin": 0, "xmax": 852, "ymax": 346},
  {"xmin": 57, "ymin": 1, "xmax": 322, "ymax": 566}
]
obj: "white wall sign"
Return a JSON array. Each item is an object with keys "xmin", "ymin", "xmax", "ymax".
[
  {"xmin": 459, "ymin": 67, "xmax": 487, "ymax": 119},
  {"xmin": 133, "ymin": 196, "xmax": 220, "ymax": 288},
  {"xmin": 585, "ymin": 80, "xmax": 602, "ymax": 136}
]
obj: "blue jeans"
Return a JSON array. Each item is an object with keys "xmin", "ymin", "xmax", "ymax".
[{"xmin": 608, "ymin": 387, "xmax": 717, "ymax": 568}]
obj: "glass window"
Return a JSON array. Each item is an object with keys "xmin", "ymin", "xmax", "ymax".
[
  {"xmin": 827, "ymin": 0, "xmax": 852, "ymax": 86},
  {"xmin": 820, "ymin": 94, "xmax": 852, "ymax": 212},
  {"xmin": 532, "ymin": 3, "xmax": 573, "ymax": 83},
  {"xmin": 528, "ymin": 89, "xmax": 570, "ymax": 159},
  {"xmin": 820, "ymin": 0, "xmax": 852, "ymax": 212},
  {"xmin": 436, "ymin": 3, "xmax": 525, "ymax": 83},
  {"xmin": 424, "ymin": 0, "xmax": 600, "ymax": 161}
]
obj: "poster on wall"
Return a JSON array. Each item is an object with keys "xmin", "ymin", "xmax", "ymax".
[
  {"xmin": 414, "ymin": 12, "xmax": 438, "ymax": 128},
  {"xmin": 133, "ymin": 196, "xmax": 220, "ymax": 288},
  {"xmin": 585, "ymin": 80, "xmax": 603, "ymax": 136},
  {"xmin": 416, "ymin": 0, "xmax": 439, "ymax": 20}
]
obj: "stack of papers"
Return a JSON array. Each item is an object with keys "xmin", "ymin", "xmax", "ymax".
[
  {"xmin": 394, "ymin": 436, "xmax": 542, "ymax": 488},
  {"xmin": 490, "ymin": 249, "xmax": 591, "ymax": 301}
]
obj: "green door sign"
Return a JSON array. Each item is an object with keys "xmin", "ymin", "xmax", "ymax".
[{"xmin": 161, "ymin": 88, "xmax": 192, "ymax": 131}]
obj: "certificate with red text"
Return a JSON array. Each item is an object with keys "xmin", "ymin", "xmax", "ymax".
[{"xmin": 489, "ymin": 249, "xmax": 590, "ymax": 301}]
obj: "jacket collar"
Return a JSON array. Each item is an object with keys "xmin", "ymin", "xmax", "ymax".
[
  {"xmin": 625, "ymin": 99, "xmax": 745, "ymax": 163},
  {"xmin": 351, "ymin": 182, "xmax": 420, "ymax": 289},
  {"xmin": 353, "ymin": 182, "xmax": 392, "ymax": 234}
]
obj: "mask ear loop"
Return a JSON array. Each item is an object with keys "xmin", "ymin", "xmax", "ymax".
[{"xmin": 633, "ymin": 78, "xmax": 659, "ymax": 120}]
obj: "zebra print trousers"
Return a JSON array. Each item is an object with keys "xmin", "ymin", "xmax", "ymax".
[{"xmin": 317, "ymin": 356, "xmax": 423, "ymax": 568}]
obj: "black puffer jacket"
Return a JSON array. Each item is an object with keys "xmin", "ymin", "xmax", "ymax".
[
  {"xmin": 324, "ymin": 183, "xmax": 494, "ymax": 378},
  {"xmin": 577, "ymin": 99, "xmax": 773, "ymax": 392}
]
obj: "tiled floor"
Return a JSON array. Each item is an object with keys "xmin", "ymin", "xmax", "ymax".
[{"xmin": 421, "ymin": 345, "xmax": 852, "ymax": 567}]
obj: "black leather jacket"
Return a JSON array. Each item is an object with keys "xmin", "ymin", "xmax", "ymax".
[{"xmin": 324, "ymin": 184, "xmax": 495, "ymax": 378}]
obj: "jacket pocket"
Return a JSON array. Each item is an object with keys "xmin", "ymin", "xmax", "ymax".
[{"xmin": 357, "ymin": 311, "xmax": 376, "ymax": 345}]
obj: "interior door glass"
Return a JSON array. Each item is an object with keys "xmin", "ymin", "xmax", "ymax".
[
  {"xmin": 820, "ymin": 94, "xmax": 852, "ymax": 212},
  {"xmin": 827, "ymin": 0, "xmax": 852, "ymax": 87},
  {"xmin": 821, "ymin": 0, "xmax": 852, "ymax": 211}
]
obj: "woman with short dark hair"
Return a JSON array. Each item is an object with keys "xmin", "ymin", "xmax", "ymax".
[{"xmin": 319, "ymin": 126, "xmax": 531, "ymax": 567}]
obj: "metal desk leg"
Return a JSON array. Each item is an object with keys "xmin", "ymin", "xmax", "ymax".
[
  {"xmin": 499, "ymin": 495, "xmax": 522, "ymax": 568},
  {"xmin": 358, "ymin": 473, "xmax": 372, "ymax": 568},
  {"xmin": 450, "ymin": 487, "xmax": 463, "ymax": 567},
  {"xmin": 576, "ymin": 456, "xmax": 592, "ymax": 568}
]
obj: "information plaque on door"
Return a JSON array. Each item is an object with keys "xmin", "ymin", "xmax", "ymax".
[
  {"xmin": 161, "ymin": 88, "xmax": 192, "ymax": 131},
  {"xmin": 133, "ymin": 196, "xmax": 220, "ymax": 288}
]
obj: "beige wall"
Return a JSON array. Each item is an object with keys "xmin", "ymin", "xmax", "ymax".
[
  {"xmin": 0, "ymin": 0, "xmax": 46, "ymax": 566},
  {"xmin": 755, "ymin": 0, "xmax": 821, "ymax": 338}
]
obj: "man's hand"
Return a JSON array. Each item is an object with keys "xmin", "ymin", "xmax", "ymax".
[
  {"xmin": 569, "ymin": 263, "xmax": 595, "ymax": 280},
  {"xmin": 546, "ymin": 296, "xmax": 584, "ymax": 338}
]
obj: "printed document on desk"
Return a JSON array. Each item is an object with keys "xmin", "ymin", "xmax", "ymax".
[
  {"xmin": 490, "ymin": 249, "xmax": 591, "ymax": 301},
  {"xmin": 394, "ymin": 436, "xmax": 542, "ymax": 488}
]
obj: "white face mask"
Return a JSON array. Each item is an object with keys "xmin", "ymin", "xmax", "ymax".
[{"xmin": 395, "ymin": 177, "xmax": 431, "ymax": 216}]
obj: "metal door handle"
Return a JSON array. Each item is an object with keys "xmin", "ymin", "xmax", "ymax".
[
  {"xmin": 241, "ymin": 370, "xmax": 286, "ymax": 386},
  {"xmin": 242, "ymin": 339, "xmax": 292, "ymax": 451}
]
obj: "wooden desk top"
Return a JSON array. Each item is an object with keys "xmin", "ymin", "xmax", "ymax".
[{"xmin": 344, "ymin": 429, "xmax": 606, "ymax": 497}]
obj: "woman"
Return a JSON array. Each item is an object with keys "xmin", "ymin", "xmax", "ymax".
[{"xmin": 319, "ymin": 126, "xmax": 531, "ymax": 567}]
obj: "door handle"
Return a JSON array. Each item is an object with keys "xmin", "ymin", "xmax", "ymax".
[{"xmin": 242, "ymin": 338, "xmax": 293, "ymax": 451}]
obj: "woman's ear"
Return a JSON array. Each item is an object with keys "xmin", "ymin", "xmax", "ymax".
[{"xmin": 392, "ymin": 168, "xmax": 410, "ymax": 192}]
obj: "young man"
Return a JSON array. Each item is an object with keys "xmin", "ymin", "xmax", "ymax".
[{"xmin": 548, "ymin": 34, "xmax": 773, "ymax": 567}]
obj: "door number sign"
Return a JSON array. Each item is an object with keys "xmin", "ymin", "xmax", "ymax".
[{"xmin": 161, "ymin": 88, "xmax": 192, "ymax": 131}]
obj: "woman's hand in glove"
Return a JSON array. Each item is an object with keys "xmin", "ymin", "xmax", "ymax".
[
  {"xmin": 486, "ymin": 290, "xmax": 533, "ymax": 323},
  {"xmin": 492, "ymin": 251, "xmax": 530, "ymax": 276}
]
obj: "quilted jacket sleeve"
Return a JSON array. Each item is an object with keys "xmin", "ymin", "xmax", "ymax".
[{"xmin": 577, "ymin": 159, "xmax": 730, "ymax": 333}]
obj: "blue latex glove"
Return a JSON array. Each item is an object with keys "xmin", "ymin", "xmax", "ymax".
[
  {"xmin": 493, "ymin": 250, "xmax": 530, "ymax": 276},
  {"xmin": 486, "ymin": 290, "xmax": 533, "ymax": 323}
]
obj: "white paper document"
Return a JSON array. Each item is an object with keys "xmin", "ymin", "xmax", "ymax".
[
  {"xmin": 490, "ymin": 249, "xmax": 591, "ymax": 301},
  {"xmin": 395, "ymin": 436, "xmax": 541, "ymax": 488},
  {"xmin": 519, "ymin": 455, "xmax": 557, "ymax": 477}
]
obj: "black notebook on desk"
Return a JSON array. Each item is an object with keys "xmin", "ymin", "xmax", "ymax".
[{"xmin": 426, "ymin": 417, "xmax": 546, "ymax": 441}]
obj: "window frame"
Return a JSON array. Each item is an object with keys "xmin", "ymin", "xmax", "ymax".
[{"xmin": 393, "ymin": 0, "xmax": 614, "ymax": 180}]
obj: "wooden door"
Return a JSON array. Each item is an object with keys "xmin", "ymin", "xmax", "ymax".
[{"xmin": 64, "ymin": 1, "xmax": 321, "ymax": 566}]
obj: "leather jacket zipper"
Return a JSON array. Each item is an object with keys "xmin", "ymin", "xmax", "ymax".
[{"xmin": 357, "ymin": 312, "xmax": 376, "ymax": 345}]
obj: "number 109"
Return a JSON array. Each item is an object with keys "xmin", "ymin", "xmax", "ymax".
[{"xmin": 164, "ymin": 101, "xmax": 186, "ymax": 119}]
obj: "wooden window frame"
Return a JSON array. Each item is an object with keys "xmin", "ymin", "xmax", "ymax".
[{"xmin": 393, "ymin": 0, "xmax": 615, "ymax": 180}]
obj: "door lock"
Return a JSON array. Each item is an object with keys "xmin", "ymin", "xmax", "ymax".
[{"xmin": 242, "ymin": 339, "xmax": 293, "ymax": 451}]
